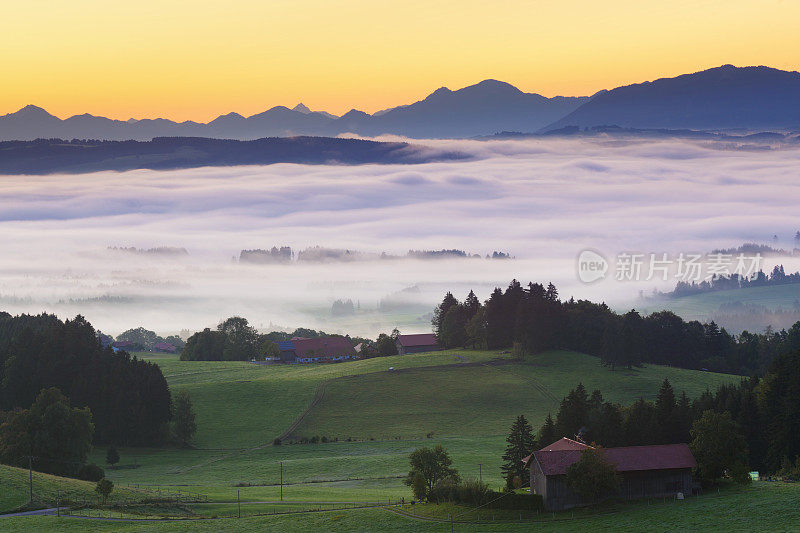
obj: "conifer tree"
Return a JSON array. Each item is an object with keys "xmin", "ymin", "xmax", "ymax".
[
  {"xmin": 538, "ymin": 413, "xmax": 556, "ymax": 449},
  {"xmin": 501, "ymin": 415, "xmax": 536, "ymax": 489}
]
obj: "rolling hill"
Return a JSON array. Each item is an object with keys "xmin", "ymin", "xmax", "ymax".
[{"xmin": 81, "ymin": 350, "xmax": 736, "ymax": 501}]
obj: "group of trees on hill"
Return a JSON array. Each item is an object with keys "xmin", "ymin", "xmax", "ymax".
[
  {"xmin": 0, "ymin": 312, "xmax": 175, "ymax": 479},
  {"xmin": 433, "ymin": 279, "xmax": 800, "ymax": 375},
  {"xmin": 0, "ymin": 313, "xmax": 172, "ymax": 446},
  {"xmin": 525, "ymin": 349, "xmax": 800, "ymax": 479},
  {"xmin": 668, "ymin": 264, "xmax": 800, "ymax": 298},
  {"xmin": 113, "ymin": 327, "xmax": 185, "ymax": 351},
  {"xmin": 181, "ymin": 317, "xmax": 264, "ymax": 361}
]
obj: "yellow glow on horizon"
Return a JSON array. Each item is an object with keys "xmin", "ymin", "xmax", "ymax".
[{"xmin": 1, "ymin": 0, "xmax": 798, "ymax": 121}]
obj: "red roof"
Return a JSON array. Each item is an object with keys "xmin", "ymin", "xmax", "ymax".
[
  {"xmin": 533, "ymin": 444, "xmax": 696, "ymax": 476},
  {"xmin": 153, "ymin": 342, "xmax": 177, "ymax": 353},
  {"xmin": 292, "ymin": 336, "xmax": 356, "ymax": 359},
  {"xmin": 397, "ymin": 333, "xmax": 438, "ymax": 347},
  {"xmin": 540, "ymin": 437, "xmax": 589, "ymax": 452}
]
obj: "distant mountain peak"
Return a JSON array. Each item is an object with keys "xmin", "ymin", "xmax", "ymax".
[
  {"xmin": 293, "ymin": 103, "xmax": 312, "ymax": 114},
  {"xmin": 471, "ymin": 79, "xmax": 522, "ymax": 92},
  {"xmin": 11, "ymin": 104, "xmax": 56, "ymax": 119},
  {"xmin": 339, "ymin": 109, "xmax": 370, "ymax": 120},
  {"xmin": 541, "ymin": 64, "xmax": 800, "ymax": 132},
  {"xmin": 428, "ymin": 87, "xmax": 452, "ymax": 98}
]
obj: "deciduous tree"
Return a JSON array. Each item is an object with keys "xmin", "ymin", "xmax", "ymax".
[
  {"xmin": 404, "ymin": 445, "xmax": 459, "ymax": 500},
  {"xmin": 173, "ymin": 390, "xmax": 197, "ymax": 447}
]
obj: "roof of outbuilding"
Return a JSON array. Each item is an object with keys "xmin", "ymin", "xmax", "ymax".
[
  {"xmin": 540, "ymin": 437, "xmax": 590, "ymax": 452},
  {"xmin": 532, "ymin": 443, "xmax": 697, "ymax": 476},
  {"xmin": 292, "ymin": 336, "xmax": 356, "ymax": 358},
  {"xmin": 397, "ymin": 333, "xmax": 438, "ymax": 347}
]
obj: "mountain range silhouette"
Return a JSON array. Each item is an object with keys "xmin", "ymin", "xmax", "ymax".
[{"xmin": 2, "ymin": 65, "xmax": 799, "ymax": 141}]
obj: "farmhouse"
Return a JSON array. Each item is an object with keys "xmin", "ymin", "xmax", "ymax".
[
  {"xmin": 526, "ymin": 438, "xmax": 697, "ymax": 511},
  {"xmin": 274, "ymin": 336, "xmax": 357, "ymax": 364},
  {"xmin": 396, "ymin": 333, "xmax": 439, "ymax": 355},
  {"xmin": 153, "ymin": 342, "xmax": 177, "ymax": 353}
]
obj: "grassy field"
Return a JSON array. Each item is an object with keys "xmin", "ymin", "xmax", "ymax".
[
  {"xmin": 3, "ymin": 348, "xmax": 742, "ymax": 528},
  {"xmin": 0, "ymin": 464, "xmax": 157, "ymax": 513},
  {"xmin": 293, "ymin": 350, "xmax": 736, "ymax": 440},
  {"xmin": 2, "ymin": 482, "xmax": 798, "ymax": 531},
  {"xmin": 73, "ymin": 349, "xmax": 738, "ymax": 505}
]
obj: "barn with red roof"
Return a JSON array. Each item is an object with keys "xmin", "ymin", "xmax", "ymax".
[
  {"xmin": 395, "ymin": 333, "xmax": 439, "ymax": 355},
  {"xmin": 527, "ymin": 438, "xmax": 697, "ymax": 510},
  {"xmin": 273, "ymin": 336, "xmax": 357, "ymax": 363}
]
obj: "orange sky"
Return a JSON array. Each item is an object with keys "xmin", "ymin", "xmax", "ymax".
[{"xmin": 1, "ymin": 0, "xmax": 798, "ymax": 121}]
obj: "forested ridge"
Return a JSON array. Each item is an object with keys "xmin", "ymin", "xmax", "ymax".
[{"xmin": 434, "ymin": 280, "xmax": 800, "ymax": 375}]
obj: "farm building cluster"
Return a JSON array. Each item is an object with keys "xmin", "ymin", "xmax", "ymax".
[
  {"xmin": 526, "ymin": 437, "xmax": 697, "ymax": 511},
  {"xmin": 271, "ymin": 333, "xmax": 440, "ymax": 363},
  {"xmin": 275, "ymin": 336, "xmax": 359, "ymax": 363}
]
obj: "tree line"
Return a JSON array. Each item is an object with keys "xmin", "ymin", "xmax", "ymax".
[
  {"xmin": 433, "ymin": 279, "xmax": 800, "ymax": 375},
  {"xmin": 667, "ymin": 264, "xmax": 800, "ymax": 298}
]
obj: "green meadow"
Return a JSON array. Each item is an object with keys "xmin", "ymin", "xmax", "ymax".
[
  {"xmin": 2, "ymin": 348, "xmax": 745, "ymax": 530},
  {"xmin": 68, "ymin": 349, "xmax": 736, "ymax": 504},
  {"xmin": 2, "ymin": 482, "xmax": 798, "ymax": 531}
]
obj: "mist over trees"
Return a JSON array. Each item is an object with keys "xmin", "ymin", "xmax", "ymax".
[
  {"xmin": 433, "ymin": 279, "xmax": 800, "ymax": 375},
  {"xmin": 666, "ymin": 264, "xmax": 800, "ymax": 298}
]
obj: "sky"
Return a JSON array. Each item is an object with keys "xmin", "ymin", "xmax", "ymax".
[
  {"xmin": 2, "ymin": 0, "xmax": 798, "ymax": 121},
  {"xmin": 1, "ymin": 137, "xmax": 799, "ymax": 336}
]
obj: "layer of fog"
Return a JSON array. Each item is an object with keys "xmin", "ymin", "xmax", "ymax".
[{"xmin": 1, "ymin": 137, "xmax": 799, "ymax": 337}]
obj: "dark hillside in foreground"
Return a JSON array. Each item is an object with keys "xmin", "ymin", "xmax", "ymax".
[{"xmin": 0, "ymin": 136, "xmax": 465, "ymax": 174}]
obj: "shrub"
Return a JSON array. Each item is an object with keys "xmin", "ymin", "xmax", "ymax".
[
  {"xmin": 272, "ymin": 438, "xmax": 281, "ymax": 446},
  {"xmin": 426, "ymin": 477, "xmax": 543, "ymax": 511},
  {"xmin": 427, "ymin": 476, "xmax": 462, "ymax": 503},
  {"xmin": 78, "ymin": 463, "xmax": 105, "ymax": 482},
  {"xmin": 486, "ymin": 491, "xmax": 544, "ymax": 511}
]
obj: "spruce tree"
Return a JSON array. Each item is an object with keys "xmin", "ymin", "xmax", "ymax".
[
  {"xmin": 501, "ymin": 415, "xmax": 536, "ymax": 489},
  {"xmin": 655, "ymin": 379, "xmax": 677, "ymax": 443},
  {"xmin": 432, "ymin": 292, "xmax": 459, "ymax": 340},
  {"xmin": 537, "ymin": 413, "xmax": 556, "ymax": 449},
  {"xmin": 555, "ymin": 383, "xmax": 589, "ymax": 439}
]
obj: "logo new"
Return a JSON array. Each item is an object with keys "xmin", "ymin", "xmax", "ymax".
[{"xmin": 577, "ymin": 250, "xmax": 608, "ymax": 283}]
